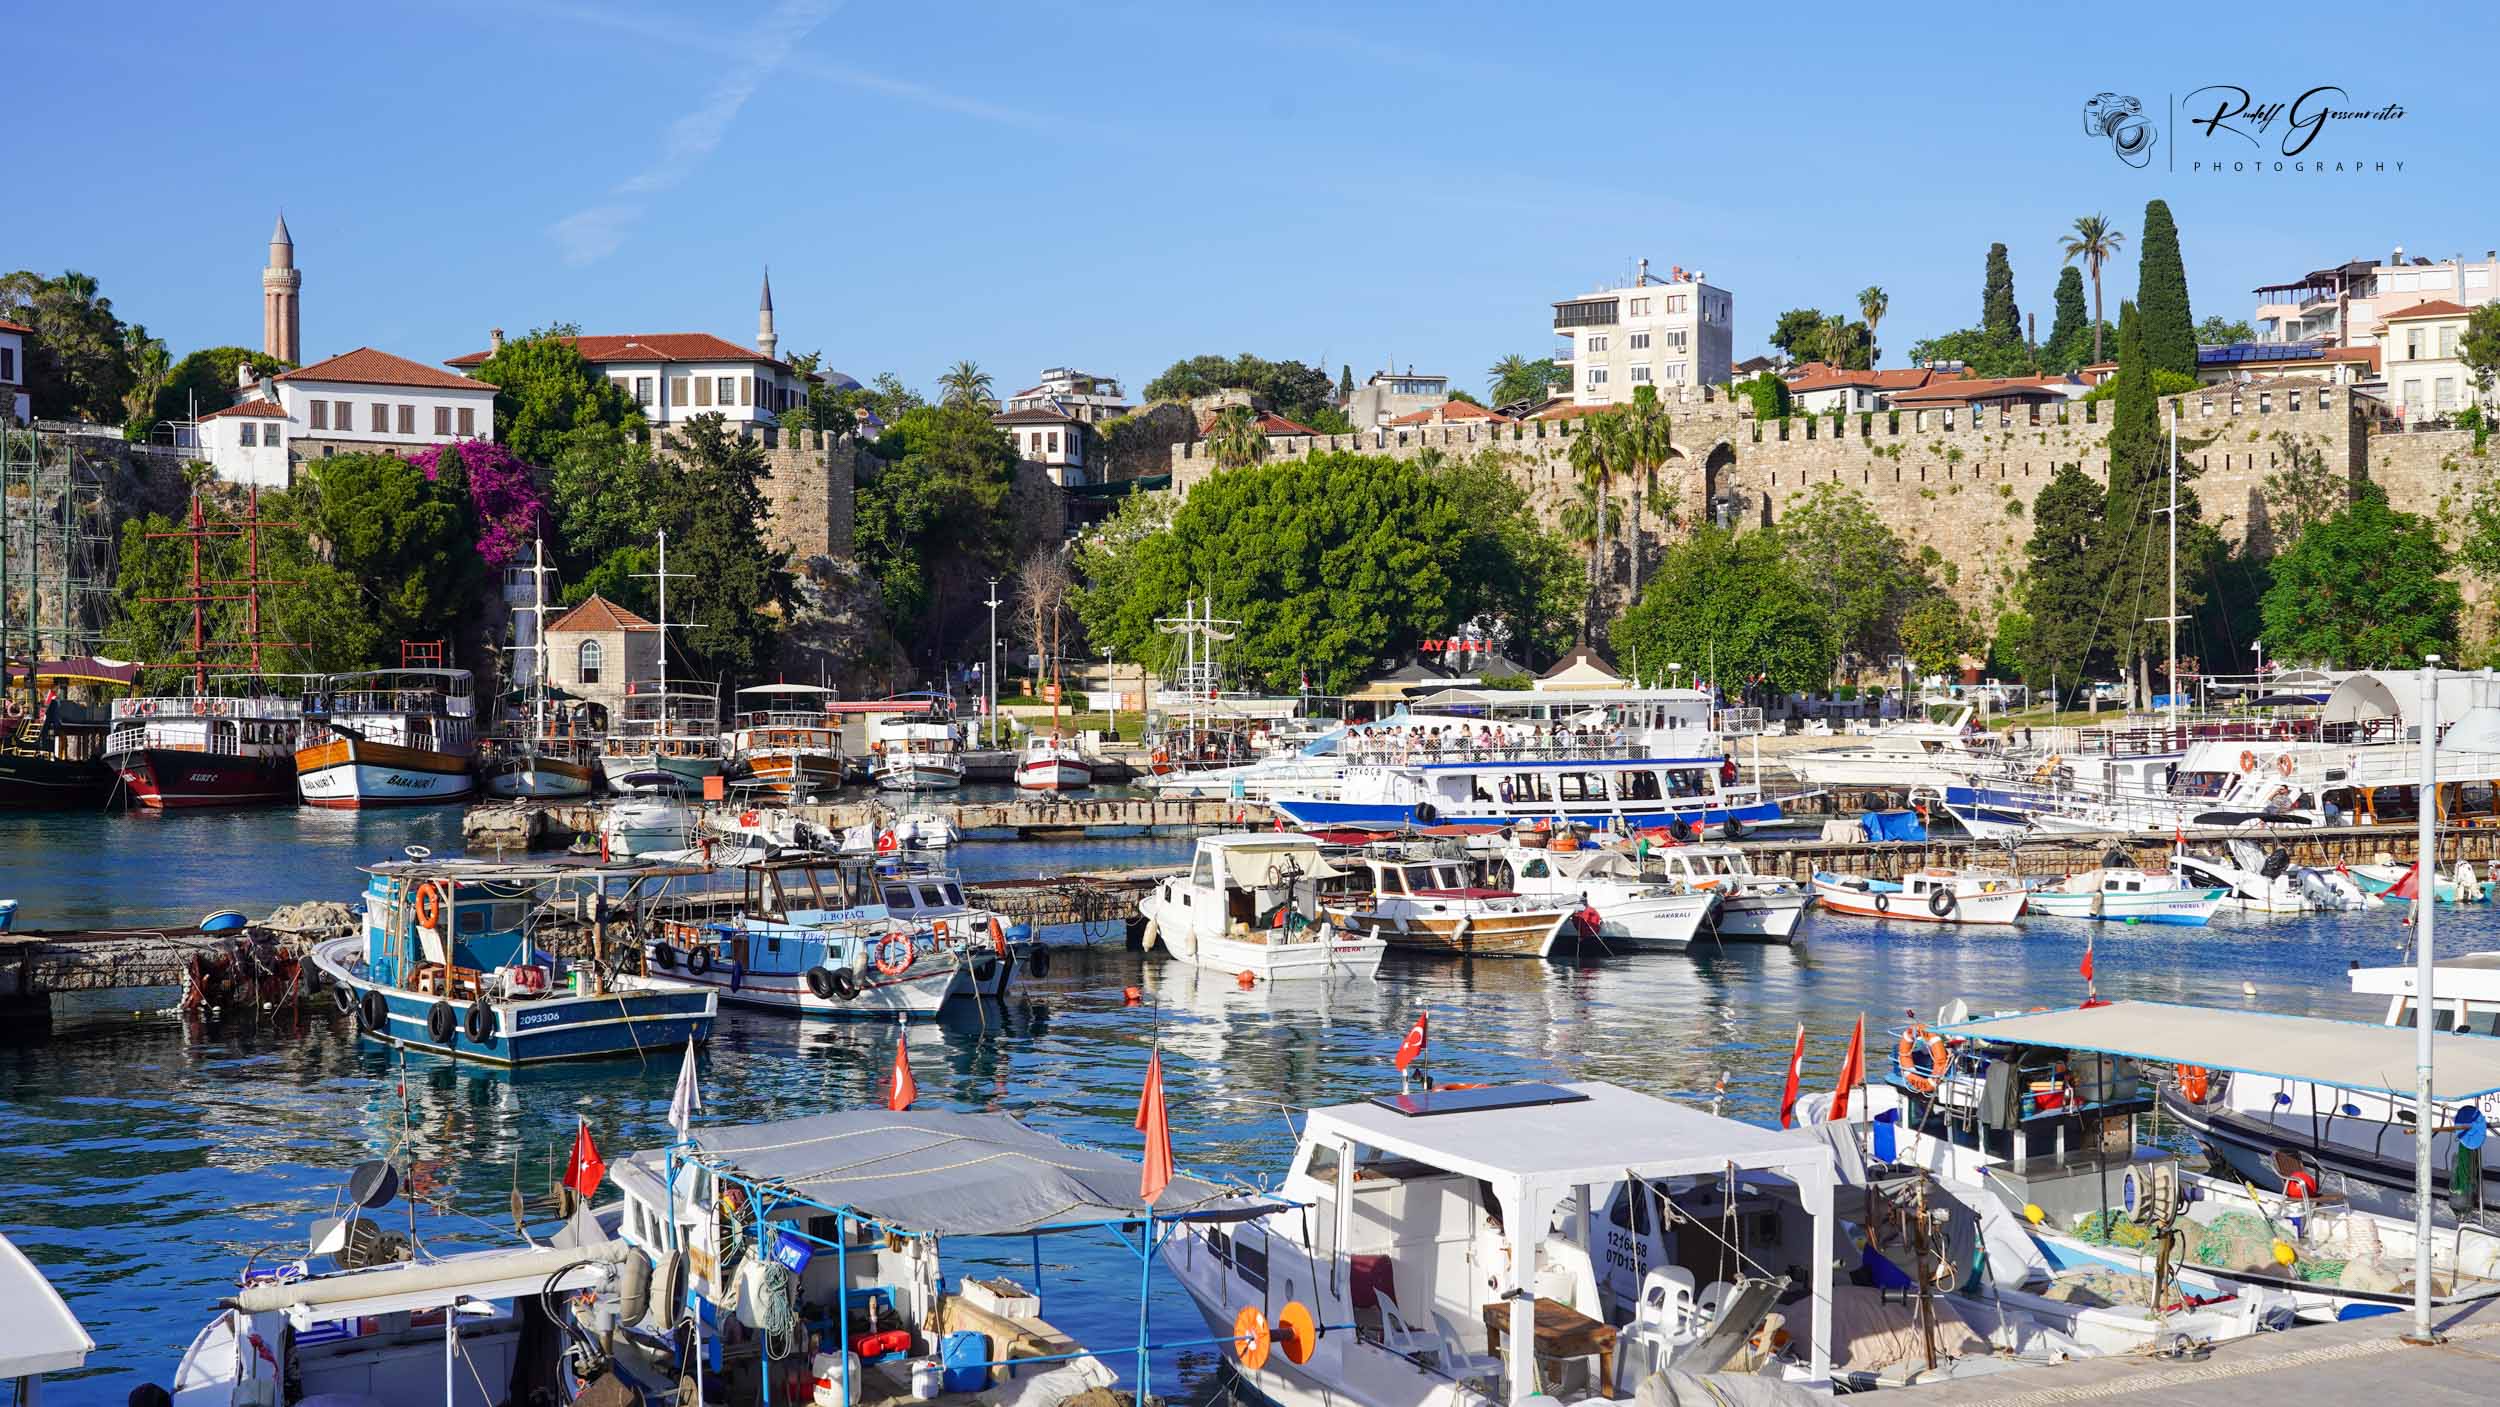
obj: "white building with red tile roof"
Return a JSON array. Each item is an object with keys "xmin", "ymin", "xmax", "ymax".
[
  {"xmin": 2372, "ymin": 299, "xmax": 2487, "ymax": 424},
  {"xmin": 0, "ymin": 316, "xmax": 28, "ymax": 425},
  {"xmin": 992, "ymin": 406, "xmax": 1089, "ymax": 485},
  {"xmin": 1783, "ymin": 364, "xmax": 1951, "ymax": 414},
  {"xmin": 198, "ymin": 347, "xmax": 500, "ymax": 488},
  {"xmin": 1385, "ymin": 399, "xmax": 1515, "ymax": 428},
  {"xmin": 445, "ymin": 274, "xmax": 831, "ymax": 430}
]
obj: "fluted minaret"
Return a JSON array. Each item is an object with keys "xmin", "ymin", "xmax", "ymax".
[
  {"xmin": 756, "ymin": 268, "xmax": 779, "ymax": 361},
  {"xmin": 262, "ymin": 212, "xmax": 301, "ymax": 365}
]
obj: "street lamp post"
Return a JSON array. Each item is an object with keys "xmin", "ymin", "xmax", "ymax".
[
  {"xmin": 1104, "ymin": 649, "xmax": 1116, "ymax": 741},
  {"xmin": 984, "ymin": 577, "xmax": 1002, "ymax": 749},
  {"xmin": 2253, "ymin": 639, "xmax": 2264, "ymax": 681}
]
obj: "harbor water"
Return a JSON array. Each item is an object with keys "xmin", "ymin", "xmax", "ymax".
[{"xmin": 5, "ymin": 805, "xmax": 2496, "ymax": 1403}]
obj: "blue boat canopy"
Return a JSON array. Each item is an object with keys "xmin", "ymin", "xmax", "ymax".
[{"xmin": 1936, "ymin": 999, "xmax": 2500, "ymax": 1101}]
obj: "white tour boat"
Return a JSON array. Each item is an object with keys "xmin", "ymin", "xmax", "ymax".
[
  {"xmin": 726, "ymin": 683, "xmax": 844, "ymax": 800},
  {"xmin": 876, "ymin": 713, "xmax": 967, "ymax": 791},
  {"xmin": 1138, "ymin": 834, "xmax": 1388, "ymax": 979},
  {"xmin": 1484, "ymin": 834, "xmax": 1716, "ymax": 952},
  {"xmin": 1643, "ymin": 843, "xmax": 1811, "ymax": 941},
  {"xmin": 295, "ymin": 662, "xmax": 477, "ymax": 808},
  {"xmin": 1323, "ymin": 850, "xmax": 1579, "ymax": 958},
  {"xmin": 2024, "ymin": 865, "xmax": 2227, "ymax": 925}
]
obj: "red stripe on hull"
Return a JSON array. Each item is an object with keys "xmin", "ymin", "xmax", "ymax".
[{"xmin": 115, "ymin": 749, "xmax": 295, "ymax": 809}]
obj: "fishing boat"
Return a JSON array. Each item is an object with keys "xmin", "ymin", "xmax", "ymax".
[
  {"xmin": 2345, "ymin": 858, "xmax": 2489, "ymax": 903},
  {"xmin": 644, "ymin": 856, "xmax": 1015, "ymax": 1018},
  {"xmin": 106, "ymin": 682, "xmax": 305, "ymax": 809},
  {"xmin": 294, "ymin": 653, "xmax": 477, "ymax": 808},
  {"xmin": 1323, "ymin": 849, "xmax": 1579, "ymax": 958},
  {"xmin": 728, "ymin": 683, "xmax": 844, "ymax": 800},
  {"xmin": 1485, "ymin": 832, "xmax": 1717, "ymax": 951},
  {"xmin": 1, "ymin": 1228, "xmax": 93, "ymax": 1395},
  {"xmin": 1781, "ymin": 703, "xmax": 2014, "ymax": 790},
  {"xmin": 0, "ymin": 657, "xmax": 128, "ymax": 809},
  {"xmin": 1268, "ymin": 689, "xmax": 1785, "ymax": 837},
  {"xmin": 876, "ymin": 710, "xmax": 967, "ymax": 790},
  {"xmin": 1810, "ymin": 867, "xmax": 2028, "ymax": 925},
  {"xmin": 1166, "ymin": 1079, "xmax": 1845, "ymax": 1399},
  {"xmin": 592, "ymin": 529, "xmax": 725, "ymax": 795},
  {"xmin": 1138, "ymin": 834, "xmax": 1388, "ymax": 979},
  {"xmin": 311, "ymin": 855, "xmax": 715, "ymax": 1066},
  {"xmin": 1015, "ymin": 731, "xmax": 1094, "ymax": 791},
  {"xmin": 2024, "ymin": 865, "xmax": 2227, "ymax": 925},
  {"xmin": 1643, "ymin": 842, "xmax": 1811, "ymax": 941},
  {"xmin": 482, "ymin": 541, "xmax": 599, "ymax": 801},
  {"xmin": 1876, "ymin": 1001, "xmax": 2500, "ymax": 1320},
  {"xmin": 596, "ymin": 1109, "xmax": 1278, "ymax": 1407}
]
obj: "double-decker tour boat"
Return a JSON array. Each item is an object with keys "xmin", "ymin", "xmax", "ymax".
[
  {"xmin": 728, "ymin": 683, "xmax": 844, "ymax": 800},
  {"xmin": 294, "ymin": 645, "xmax": 476, "ymax": 807}
]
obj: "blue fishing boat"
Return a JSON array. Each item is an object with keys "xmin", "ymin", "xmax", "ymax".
[{"xmin": 311, "ymin": 856, "xmax": 716, "ymax": 1067}]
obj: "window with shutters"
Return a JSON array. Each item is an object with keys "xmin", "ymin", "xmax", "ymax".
[
  {"xmin": 335, "ymin": 400, "xmax": 354, "ymax": 427},
  {"xmin": 458, "ymin": 407, "xmax": 476, "ymax": 435},
  {"xmin": 635, "ymin": 377, "xmax": 654, "ymax": 406},
  {"xmin": 670, "ymin": 377, "xmax": 689, "ymax": 407},
  {"xmin": 718, "ymin": 376, "xmax": 735, "ymax": 404},
  {"xmin": 695, "ymin": 378, "xmax": 712, "ymax": 407},
  {"xmin": 397, "ymin": 404, "xmax": 414, "ymax": 435},
  {"xmin": 435, "ymin": 406, "xmax": 452, "ymax": 435},
  {"xmin": 371, "ymin": 402, "xmax": 387, "ymax": 433},
  {"xmin": 309, "ymin": 400, "xmax": 328, "ymax": 430},
  {"xmin": 740, "ymin": 376, "xmax": 753, "ymax": 406}
]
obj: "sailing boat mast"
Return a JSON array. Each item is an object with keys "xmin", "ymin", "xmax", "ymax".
[{"xmin": 2166, "ymin": 406, "xmax": 2180, "ymax": 717}]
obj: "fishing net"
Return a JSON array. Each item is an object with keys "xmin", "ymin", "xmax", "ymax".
[{"xmin": 2076, "ymin": 1210, "xmax": 2354, "ymax": 1284}]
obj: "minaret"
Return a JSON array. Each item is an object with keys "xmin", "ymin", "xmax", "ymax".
[
  {"xmin": 262, "ymin": 212, "xmax": 301, "ymax": 365},
  {"xmin": 756, "ymin": 267, "xmax": 778, "ymax": 361}
]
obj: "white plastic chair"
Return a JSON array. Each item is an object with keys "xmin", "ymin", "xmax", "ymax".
[
  {"xmin": 1616, "ymin": 1266, "xmax": 1701, "ymax": 1390},
  {"xmin": 1695, "ymin": 1280, "xmax": 1734, "ymax": 1328}
]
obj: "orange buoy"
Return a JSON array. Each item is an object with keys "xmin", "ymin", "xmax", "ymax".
[
  {"xmin": 1232, "ymin": 1306, "xmax": 1272, "ymax": 1370},
  {"xmin": 1123, "ymin": 986, "xmax": 1143, "ymax": 1006},
  {"xmin": 1275, "ymin": 1301, "xmax": 1317, "ymax": 1365},
  {"xmin": 1237, "ymin": 969, "xmax": 1257, "ymax": 989}
]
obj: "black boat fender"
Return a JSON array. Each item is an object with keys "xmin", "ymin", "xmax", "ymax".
[
  {"xmin": 1928, "ymin": 886, "xmax": 1957, "ymax": 919},
  {"xmin": 805, "ymin": 966, "xmax": 838, "ymax": 1001},
  {"xmin": 828, "ymin": 966, "xmax": 861, "ymax": 1000},
  {"xmin": 465, "ymin": 998, "xmax": 495, "ymax": 1045},
  {"xmin": 357, "ymin": 989, "xmax": 388, "ymax": 1033},
  {"xmin": 426, "ymin": 1000, "xmax": 457, "ymax": 1046}
]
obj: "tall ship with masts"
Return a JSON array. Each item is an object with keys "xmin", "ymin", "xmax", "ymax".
[
  {"xmin": 1015, "ymin": 595, "xmax": 1091, "ymax": 791},
  {"xmin": 481, "ymin": 540, "xmax": 598, "ymax": 800},
  {"xmin": 593, "ymin": 531, "xmax": 723, "ymax": 795},
  {"xmin": 293, "ymin": 641, "xmax": 477, "ymax": 807},
  {"xmin": 0, "ymin": 425, "xmax": 126, "ymax": 809},
  {"xmin": 102, "ymin": 490, "xmax": 308, "ymax": 810}
]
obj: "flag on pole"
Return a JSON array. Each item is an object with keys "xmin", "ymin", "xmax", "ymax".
[
  {"xmin": 2389, "ymin": 862, "xmax": 2425, "ymax": 903},
  {"xmin": 669, "ymin": 1040, "xmax": 704, "ymax": 1135},
  {"xmin": 1777, "ymin": 1023, "xmax": 1807, "ymax": 1129},
  {"xmin": 885, "ymin": 1034, "xmax": 917, "ymax": 1111},
  {"xmin": 1136, "ymin": 1047, "xmax": 1173, "ymax": 1203},
  {"xmin": 1393, "ymin": 1011, "xmax": 1430, "ymax": 1072},
  {"xmin": 2079, "ymin": 933, "xmax": 2096, "ymax": 990},
  {"xmin": 1829, "ymin": 1015, "xmax": 1866, "ymax": 1120},
  {"xmin": 565, "ymin": 1119, "xmax": 607, "ymax": 1199}
]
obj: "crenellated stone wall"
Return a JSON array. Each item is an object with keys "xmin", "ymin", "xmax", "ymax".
[{"xmin": 723, "ymin": 424, "xmax": 860, "ymax": 563}]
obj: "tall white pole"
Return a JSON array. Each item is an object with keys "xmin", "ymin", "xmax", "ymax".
[
  {"xmin": 654, "ymin": 529, "xmax": 669, "ymax": 699},
  {"xmin": 2166, "ymin": 408, "xmax": 2179, "ymax": 716},
  {"xmin": 2415, "ymin": 653, "xmax": 2441, "ymax": 1342},
  {"xmin": 984, "ymin": 577, "xmax": 1001, "ymax": 749}
]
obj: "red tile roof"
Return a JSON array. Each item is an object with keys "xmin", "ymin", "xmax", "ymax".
[
  {"xmin": 200, "ymin": 399, "xmax": 287, "ymax": 421},
  {"xmin": 1198, "ymin": 409, "xmax": 1318, "ymax": 436},
  {"xmin": 546, "ymin": 594, "xmax": 656, "ymax": 633},
  {"xmin": 2380, "ymin": 299, "xmax": 2475, "ymax": 322},
  {"xmin": 446, "ymin": 332, "xmax": 786, "ymax": 370},
  {"xmin": 1530, "ymin": 402, "xmax": 1611, "ymax": 420},
  {"xmin": 279, "ymin": 347, "xmax": 497, "ymax": 393},
  {"xmin": 1786, "ymin": 364, "xmax": 1945, "ymax": 394},
  {"xmin": 0, "ymin": 317, "xmax": 29, "ymax": 335},
  {"xmin": 992, "ymin": 407, "xmax": 1080, "ymax": 426},
  {"xmin": 1387, "ymin": 399, "xmax": 1516, "ymax": 426},
  {"xmin": 1888, "ymin": 375, "xmax": 2065, "ymax": 405}
]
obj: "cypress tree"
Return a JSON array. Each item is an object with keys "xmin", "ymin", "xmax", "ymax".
[
  {"xmin": 1339, "ymin": 364, "xmax": 1355, "ymax": 400},
  {"xmin": 2095, "ymin": 298, "xmax": 2209, "ymax": 703},
  {"xmin": 2022, "ymin": 463, "xmax": 2106, "ymax": 689},
  {"xmin": 2136, "ymin": 199, "xmax": 2196, "ymax": 378},
  {"xmin": 1981, "ymin": 242, "xmax": 2023, "ymax": 348},
  {"xmin": 2043, "ymin": 267, "xmax": 2089, "ymax": 373}
]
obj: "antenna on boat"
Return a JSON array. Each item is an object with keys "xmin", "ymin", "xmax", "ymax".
[{"xmin": 634, "ymin": 529, "xmax": 692, "ymax": 697}]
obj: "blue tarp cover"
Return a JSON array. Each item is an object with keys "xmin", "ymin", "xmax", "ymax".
[{"xmin": 1861, "ymin": 809, "xmax": 1927, "ymax": 843}]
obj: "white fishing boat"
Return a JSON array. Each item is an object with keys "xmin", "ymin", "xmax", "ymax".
[
  {"xmin": 727, "ymin": 683, "xmax": 844, "ymax": 800},
  {"xmin": 2025, "ymin": 865, "xmax": 2227, "ymax": 925},
  {"xmin": 1323, "ymin": 849, "xmax": 1580, "ymax": 958},
  {"xmin": 1782, "ymin": 703, "xmax": 2013, "ymax": 790},
  {"xmin": 876, "ymin": 713, "xmax": 967, "ymax": 791},
  {"xmin": 1138, "ymin": 834, "xmax": 1387, "ymax": 979},
  {"xmin": 1810, "ymin": 867, "xmax": 2028, "ymax": 925},
  {"xmin": 596, "ymin": 776, "xmax": 697, "ymax": 858},
  {"xmin": 295, "ymin": 657, "xmax": 477, "ymax": 808},
  {"xmin": 1484, "ymin": 835, "xmax": 1716, "ymax": 952},
  {"xmin": 1643, "ymin": 843, "xmax": 1811, "ymax": 941},
  {"xmin": 2170, "ymin": 837, "xmax": 2372, "ymax": 913},
  {"xmin": 1015, "ymin": 732, "xmax": 1094, "ymax": 791},
  {"xmin": 1, "ymin": 1228, "xmax": 93, "ymax": 1396},
  {"xmin": 1165, "ymin": 1080, "xmax": 1843, "ymax": 1399}
]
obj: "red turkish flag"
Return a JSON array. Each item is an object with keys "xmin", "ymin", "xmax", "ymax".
[
  {"xmin": 2079, "ymin": 936, "xmax": 2096, "ymax": 984},
  {"xmin": 1393, "ymin": 1011, "xmax": 1429, "ymax": 1072},
  {"xmin": 1136, "ymin": 1048, "xmax": 1173, "ymax": 1204},
  {"xmin": 886, "ymin": 1036, "xmax": 917, "ymax": 1112},
  {"xmin": 1829, "ymin": 1015, "xmax": 1866, "ymax": 1120},
  {"xmin": 1777, "ymin": 1023, "xmax": 1807, "ymax": 1129},
  {"xmin": 2388, "ymin": 862, "xmax": 2425, "ymax": 903},
  {"xmin": 565, "ymin": 1120, "xmax": 606, "ymax": 1199}
]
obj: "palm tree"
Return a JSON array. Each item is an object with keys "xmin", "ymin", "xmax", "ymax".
[
  {"xmin": 1567, "ymin": 412, "xmax": 1629, "ymax": 630},
  {"xmin": 1858, "ymin": 286, "xmax": 1889, "ymax": 365},
  {"xmin": 938, "ymin": 360, "xmax": 994, "ymax": 409},
  {"xmin": 2060, "ymin": 215, "xmax": 2125, "ymax": 365},
  {"xmin": 1615, "ymin": 387, "xmax": 1674, "ymax": 591},
  {"xmin": 1203, "ymin": 404, "xmax": 1268, "ymax": 470}
]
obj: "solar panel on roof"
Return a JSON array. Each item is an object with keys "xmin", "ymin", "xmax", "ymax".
[{"xmin": 1370, "ymin": 1082, "xmax": 1592, "ymax": 1118}]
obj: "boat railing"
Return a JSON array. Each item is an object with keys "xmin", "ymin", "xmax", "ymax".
[
  {"xmin": 305, "ymin": 688, "xmax": 473, "ymax": 721},
  {"xmin": 2064, "ymin": 718, "xmax": 2326, "ymax": 756},
  {"xmin": 1345, "ymin": 738, "xmax": 1664, "ymax": 766},
  {"xmin": 734, "ymin": 709, "xmax": 829, "ymax": 729},
  {"xmin": 111, "ymin": 694, "xmax": 301, "ymax": 722}
]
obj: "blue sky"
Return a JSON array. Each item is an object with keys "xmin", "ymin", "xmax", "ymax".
[{"xmin": 23, "ymin": 1, "xmax": 2489, "ymax": 400}]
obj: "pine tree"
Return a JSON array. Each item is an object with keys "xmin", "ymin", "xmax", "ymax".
[
  {"xmin": 2022, "ymin": 463, "xmax": 2107, "ymax": 692},
  {"xmin": 2043, "ymin": 267, "xmax": 2089, "ymax": 373},
  {"xmin": 2136, "ymin": 199, "xmax": 2197, "ymax": 378},
  {"xmin": 1981, "ymin": 242, "xmax": 2023, "ymax": 348},
  {"xmin": 2093, "ymin": 300, "xmax": 2208, "ymax": 703}
]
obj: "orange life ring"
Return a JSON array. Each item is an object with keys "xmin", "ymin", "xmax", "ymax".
[
  {"xmin": 2180, "ymin": 1065, "xmax": 2210, "ymax": 1102},
  {"xmin": 413, "ymin": 882, "xmax": 443, "ymax": 930},
  {"xmin": 874, "ymin": 932, "xmax": 915, "ymax": 976},
  {"xmin": 2238, "ymin": 750, "xmax": 2258, "ymax": 774},
  {"xmin": 2276, "ymin": 752, "xmax": 2296, "ymax": 778},
  {"xmin": 739, "ymin": 810, "xmax": 760, "ymax": 827},
  {"xmin": 1898, "ymin": 1025, "xmax": 1937, "ymax": 1093},
  {"xmin": 2283, "ymin": 1169, "xmax": 2319, "ymax": 1202},
  {"xmin": 988, "ymin": 916, "xmax": 1008, "ymax": 955}
]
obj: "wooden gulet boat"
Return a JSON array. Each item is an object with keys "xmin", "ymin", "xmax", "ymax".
[
  {"xmin": 1324, "ymin": 852, "xmax": 1578, "ymax": 958},
  {"xmin": 483, "ymin": 540, "xmax": 598, "ymax": 800},
  {"xmin": 728, "ymin": 683, "xmax": 844, "ymax": 800},
  {"xmin": 294, "ymin": 649, "xmax": 477, "ymax": 808}
]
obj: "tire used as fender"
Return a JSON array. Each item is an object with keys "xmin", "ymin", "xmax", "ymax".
[
  {"xmin": 426, "ymin": 1000, "xmax": 457, "ymax": 1046},
  {"xmin": 827, "ymin": 966, "xmax": 861, "ymax": 1000},
  {"xmin": 1927, "ymin": 886, "xmax": 1957, "ymax": 919},
  {"xmin": 357, "ymin": 989, "xmax": 387, "ymax": 1033},
  {"xmin": 1874, "ymin": 891, "xmax": 1891, "ymax": 915},
  {"xmin": 465, "ymin": 998, "xmax": 495, "ymax": 1045},
  {"xmin": 651, "ymin": 943, "xmax": 677, "ymax": 970},
  {"xmin": 804, "ymin": 966, "xmax": 838, "ymax": 1001},
  {"xmin": 1412, "ymin": 802, "xmax": 1439, "ymax": 825},
  {"xmin": 1025, "ymin": 944, "xmax": 1051, "ymax": 979},
  {"xmin": 685, "ymin": 944, "xmax": 714, "ymax": 976},
  {"xmin": 333, "ymin": 982, "xmax": 358, "ymax": 1015}
]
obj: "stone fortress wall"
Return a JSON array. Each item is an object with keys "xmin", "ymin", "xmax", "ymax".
[
  {"xmin": 1168, "ymin": 383, "xmax": 2484, "ymax": 620},
  {"xmin": 727, "ymin": 423, "xmax": 859, "ymax": 565}
]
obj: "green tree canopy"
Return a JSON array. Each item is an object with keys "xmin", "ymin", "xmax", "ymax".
[
  {"xmin": 1, "ymin": 270, "xmax": 135, "ymax": 422},
  {"xmin": 467, "ymin": 331, "xmax": 642, "ymax": 465},
  {"xmin": 153, "ymin": 346, "xmax": 291, "ymax": 423},
  {"xmin": 1898, "ymin": 594, "xmax": 1980, "ymax": 679},
  {"xmin": 650, "ymin": 415, "xmax": 792, "ymax": 680},
  {"xmin": 1980, "ymin": 242, "xmax": 2023, "ymax": 346},
  {"xmin": 1487, "ymin": 355, "xmax": 1567, "ymax": 406},
  {"xmin": 1612, "ymin": 529, "xmax": 1837, "ymax": 694},
  {"xmin": 2136, "ymin": 199, "xmax": 2197, "ymax": 378},
  {"xmin": 299, "ymin": 453, "xmax": 488, "ymax": 651},
  {"xmin": 1141, "ymin": 355, "xmax": 1336, "ymax": 424},
  {"xmin": 1427, "ymin": 451, "xmax": 1583, "ymax": 667},
  {"xmin": 1075, "ymin": 452, "xmax": 1476, "ymax": 693},
  {"xmin": 1772, "ymin": 483, "xmax": 1930, "ymax": 671},
  {"xmin": 2260, "ymin": 485, "xmax": 2458, "ymax": 668},
  {"xmin": 1905, "ymin": 327, "xmax": 2034, "ymax": 378},
  {"xmin": 856, "ymin": 403, "xmax": 1025, "ymax": 644},
  {"xmin": 2195, "ymin": 315, "xmax": 2256, "ymax": 345},
  {"xmin": 548, "ymin": 421, "xmax": 664, "ymax": 579},
  {"xmin": 2043, "ymin": 267, "xmax": 2090, "ymax": 373},
  {"xmin": 2019, "ymin": 462, "xmax": 2107, "ymax": 689}
]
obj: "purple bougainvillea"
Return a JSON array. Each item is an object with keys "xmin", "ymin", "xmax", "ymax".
[{"xmin": 407, "ymin": 440, "xmax": 548, "ymax": 568}]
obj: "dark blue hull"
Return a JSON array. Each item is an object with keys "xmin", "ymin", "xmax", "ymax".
[{"xmin": 350, "ymin": 981, "xmax": 715, "ymax": 1067}]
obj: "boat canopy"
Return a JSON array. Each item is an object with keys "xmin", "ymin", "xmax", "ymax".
[
  {"xmin": 0, "ymin": 1232, "xmax": 93, "ymax": 1379},
  {"xmin": 736, "ymin": 683, "xmax": 840, "ymax": 696},
  {"xmin": 2322, "ymin": 669, "xmax": 2500, "ymax": 728},
  {"xmin": 638, "ymin": 1111, "xmax": 1279, "ymax": 1233},
  {"xmin": 225, "ymin": 1241, "xmax": 631, "ymax": 1320},
  {"xmin": 1936, "ymin": 1000, "xmax": 2500, "ymax": 1100},
  {"xmin": 1203, "ymin": 836, "xmax": 1344, "ymax": 885}
]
